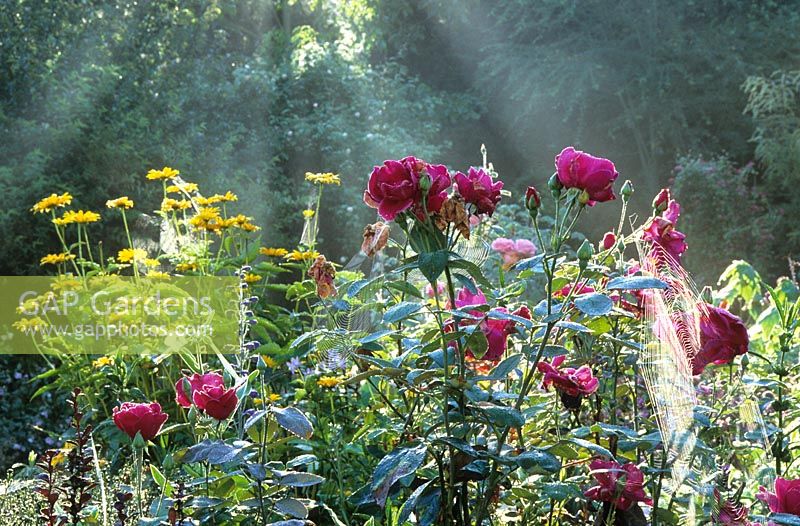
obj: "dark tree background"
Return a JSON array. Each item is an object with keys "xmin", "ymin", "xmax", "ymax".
[{"xmin": 2, "ymin": 0, "xmax": 799, "ymax": 282}]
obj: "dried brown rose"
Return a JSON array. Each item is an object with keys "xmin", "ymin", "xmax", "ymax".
[
  {"xmin": 434, "ymin": 195, "xmax": 470, "ymax": 239},
  {"xmin": 362, "ymin": 222, "xmax": 390, "ymax": 257},
  {"xmin": 308, "ymin": 255, "xmax": 337, "ymax": 298}
]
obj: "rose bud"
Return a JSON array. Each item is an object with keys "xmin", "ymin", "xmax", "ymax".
[
  {"xmin": 524, "ymin": 186, "xmax": 541, "ymax": 214},
  {"xmin": 602, "ymin": 232, "xmax": 617, "ymax": 251},
  {"xmin": 652, "ymin": 188, "xmax": 670, "ymax": 213}
]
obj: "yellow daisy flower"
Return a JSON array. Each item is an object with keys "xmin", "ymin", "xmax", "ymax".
[
  {"xmin": 317, "ymin": 376, "xmax": 341, "ymax": 388},
  {"xmin": 263, "ymin": 355, "xmax": 278, "ymax": 368},
  {"xmin": 32, "ymin": 192, "xmax": 73, "ymax": 214},
  {"xmin": 144, "ymin": 258, "xmax": 160, "ymax": 268},
  {"xmin": 40, "ymin": 252, "xmax": 76, "ymax": 266},
  {"xmin": 106, "ymin": 196, "xmax": 134, "ymax": 209},
  {"xmin": 146, "ymin": 166, "xmax": 180, "ymax": 180},
  {"xmin": 285, "ymin": 249, "xmax": 320, "ymax": 262},
  {"xmin": 243, "ymin": 273, "xmax": 262, "ymax": 283},
  {"xmin": 259, "ymin": 247, "xmax": 289, "ymax": 258},
  {"xmin": 161, "ymin": 198, "xmax": 192, "ymax": 212},
  {"xmin": 175, "ymin": 262, "xmax": 198, "ymax": 272},
  {"xmin": 302, "ymin": 209, "xmax": 315, "ymax": 218},
  {"xmin": 57, "ymin": 210, "xmax": 101, "ymax": 225},
  {"xmin": 268, "ymin": 393, "xmax": 281, "ymax": 403},
  {"xmin": 93, "ymin": 356, "xmax": 114, "ymax": 368},
  {"xmin": 146, "ymin": 270, "xmax": 170, "ymax": 279},
  {"xmin": 166, "ymin": 182, "xmax": 199, "ymax": 194},
  {"xmin": 117, "ymin": 248, "xmax": 147, "ymax": 263},
  {"xmin": 305, "ymin": 172, "xmax": 341, "ymax": 185}
]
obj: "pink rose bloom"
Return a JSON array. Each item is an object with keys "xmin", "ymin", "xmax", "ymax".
[
  {"xmin": 364, "ymin": 156, "xmax": 451, "ymax": 221},
  {"xmin": 491, "ymin": 238, "xmax": 537, "ymax": 268},
  {"xmin": 643, "ymin": 199, "xmax": 687, "ymax": 264},
  {"xmin": 584, "ymin": 460, "xmax": 653, "ymax": 511},
  {"xmin": 175, "ymin": 372, "xmax": 224, "ymax": 408},
  {"xmin": 454, "ymin": 167, "xmax": 503, "ymax": 216},
  {"xmin": 555, "ymin": 147, "xmax": 618, "ymax": 205},
  {"xmin": 424, "ymin": 281, "xmax": 447, "ymax": 298},
  {"xmin": 453, "ymin": 286, "xmax": 530, "ymax": 362},
  {"xmin": 757, "ymin": 478, "xmax": 800, "ymax": 516},
  {"xmin": 602, "ymin": 232, "xmax": 616, "ymax": 250},
  {"xmin": 537, "ymin": 355, "xmax": 599, "ymax": 398},
  {"xmin": 715, "ymin": 490, "xmax": 753, "ymax": 525},
  {"xmin": 691, "ymin": 304, "xmax": 749, "ymax": 375},
  {"xmin": 112, "ymin": 402, "xmax": 169, "ymax": 441},
  {"xmin": 193, "ymin": 385, "xmax": 239, "ymax": 421},
  {"xmin": 555, "ymin": 284, "xmax": 595, "ymax": 298}
]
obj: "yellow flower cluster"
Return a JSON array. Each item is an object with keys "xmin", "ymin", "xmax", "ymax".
[
  {"xmin": 161, "ymin": 198, "xmax": 192, "ymax": 212},
  {"xmin": 317, "ymin": 376, "xmax": 341, "ymax": 388},
  {"xmin": 166, "ymin": 182, "xmax": 199, "ymax": 194},
  {"xmin": 259, "ymin": 247, "xmax": 289, "ymax": 257},
  {"xmin": 146, "ymin": 167, "xmax": 180, "ymax": 180},
  {"xmin": 285, "ymin": 249, "xmax": 320, "ymax": 261},
  {"xmin": 117, "ymin": 248, "xmax": 147, "ymax": 263},
  {"xmin": 175, "ymin": 261, "xmax": 198, "ymax": 272},
  {"xmin": 13, "ymin": 317, "xmax": 46, "ymax": 332},
  {"xmin": 226, "ymin": 214, "xmax": 260, "ymax": 232},
  {"xmin": 32, "ymin": 192, "xmax": 73, "ymax": 214},
  {"xmin": 305, "ymin": 172, "xmax": 341, "ymax": 185},
  {"xmin": 196, "ymin": 191, "xmax": 238, "ymax": 205},
  {"xmin": 243, "ymin": 273, "xmax": 262, "ymax": 283},
  {"xmin": 106, "ymin": 196, "xmax": 134, "ymax": 209},
  {"xmin": 40, "ymin": 252, "xmax": 76, "ymax": 266},
  {"xmin": 93, "ymin": 356, "xmax": 114, "ymax": 368},
  {"xmin": 146, "ymin": 270, "xmax": 169, "ymax": 279},
  {"xmin": 54, "ymin": 210, "xmax": 101, "ymax": 225},
  {"xmin": 189, "ymin": 207, "xmax": 224, "ymax": 231}
]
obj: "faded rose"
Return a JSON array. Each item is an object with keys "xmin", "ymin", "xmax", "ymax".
[
  {"xmin": 692, "ymin": 304, "xmax": 749, "ymax": 375},
  {"xmin": 555, "ymin": 147, "xmax": 618, "ymax": 205},
  {"xmin": 364, "ymin": 156, "xmax": 451, "ymax": 221},
  {"xmin": 112, "ymin": 402, "xmax": 168, "ymax": 441},
  {"xmin": 454, "ymin": 167, "xmax": 503, "ymax": 216},
  {"xmin": 308, "ymin": 255, "xmax": 337, "ymax": 299},
  {"xmin": 362, "ymin": 222, "xmax": 390, "ymax": 257}
]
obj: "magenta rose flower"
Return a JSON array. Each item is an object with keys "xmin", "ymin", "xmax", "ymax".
[
  {"xmin": 175, "ymin": 372, "xmax": 224, "ymax": 408},
  {"xmin": 364, "ymin": 156, "xmax": 451, "ymax": 221},
  {"xmin": 113, "ymin": 402, "xmax": 169, "ymax": 441},
  {"xmin": 757, "ymin": 478, "xmax": 800, "ymax": 516},
  {"xmin": 454, "ymin": 167, "xmax": 503, "ymax": 216},
  {"xmin": 584, "ymin": 459, "xmax": 653, "ymax": 511},
  {"xmin": 555, "ymin": 147, "xmax": 619, "ymax": 205},
  {"xmin": 453, "ymin": 286, "xmax": 530, "ymax": 362},
  {"xmin": 643, "ymin": 198, "xmax": 687, "ymax": 264},
  {"xmin": 537, "ymin": 355, "xmax": 599, "ymax": 408},
  {"xmin": 691, "ymin": 304, "xmax": 749, "ymax": 375},
  {"xmin": 555, "ymin": 283, "xmax": 595, "ymax": 298},
  {"xmin": 715, "ymin": 490, "xmax": 752, "ymax": 526},
  {"xmin": 193, "ymin": 385, "xmax": 239, "ymax": 420}
]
